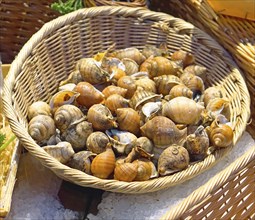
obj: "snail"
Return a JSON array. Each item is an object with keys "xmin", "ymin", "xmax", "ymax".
[
  {"xmin": 116, "ymin": 108, "xmax": 141, "ymax": 136},
  {"xmin": 168, "ymin": 84, "xmax": 193, "ymax": 100},
  {"xmin": 162, "ymin": 97, "xmax": 204, "ymax": 125},
  {"xmin": 133, "ymin": 159, "xmax": 158, "ymax": 181},
  {"xmin": 140, "ymin": 101, "xmax": 162, "ymax": 122},
  {"xmin": 141, "ymin": 44, "xmax": 168, "ymax": 58},
  {"xmin": 75, "ymin": 58, "xmax": 109, "ymax": 84},
  {"xmin": 136, "ymin": 137, "xmax": 154, "ymax": 154},
  {"xmin": 58, "ymin": 83, "xmax": 76, "ymax": 92},
  {"xmin": 59, "ymin": 69, "xmax": 83, "ymax": 86},
  {"xmin": 134, "ymin": 76, "xmax": 157, "ymax": 93},
  {"xmin": 117, "ymin": 75, "xmax": 137, "ymax": 98},
  {"xmin": 171, "ymin": 50, "xmax": 195, "ymax": 67},
  {"xmin": 104, "ymin": 94, "xmax": 129, "ymax": 115},
  {"xmin": 91, "ymin": 143, "xmax": 116, "ymax": 179},
  {"xmin": 158, "ymin": 144, "xmax": 190, "ymax": 176},
  {"xmin": 86, "ymin": 131, "xmax": 110, "ymax": 154},
  {"xmin": 184, "ymin": 65, "xmax": 207, "ymax": 81},
  {"xmin": 28, "ymin": 115, "xmax": 56, "ymax": 144},
  {"xmin": 67, "ymin": 151, "xmax": 96, "ymax": 174},
  {"xmin": 203, "ymin": 87, "xmax": 224, "ymax": 107},
  {"xmin": 74, "ymin": 82, "xmax": 105, "ymax": 109},
  {"xmin": 114, "ymin": 161, "xmax": 138, "ymax": 182},
  {"xmin": 27, "ymin": 101, "xmax": 52, "ymax": 121},
  {"xmin": 87, "ymin": 104, "xmax": 118, "ymax": 131},
  {"xmin": 61, "ymin": 120, "xmax": 93, "ymax": 152},
  {"xmin": 206, "ymin": 98, "xmax": 230, "ymax": 120},
  {"xmin": 54, "ymin": 104, "xmax": 84, "ymax": 132},
  {"xmin": 121, "ymin": 58, "xmax": 139, "ymax": 75},
  {"xmin": 102, "ymin": 85, "xmax": 127, "ymax": 98},
  {"xmin": 42, "ymin": 142, "xmax": 75, "ymax": 164}
]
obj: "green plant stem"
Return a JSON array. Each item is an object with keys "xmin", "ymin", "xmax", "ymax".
[{"xmin": 0, "ymin": 135, "xmax": 16, "ymax": 152}]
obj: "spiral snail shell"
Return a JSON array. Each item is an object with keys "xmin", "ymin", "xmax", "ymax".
[
  {"xmin": 168, "ymin": 84, "xmax": 193, "ymax": 100},
  {"xmin": 117, "ymin": 75, "xmax": 137, "ymax": 99},
  {"xmin": 121, "ymin": 58, "xmax": 139, "ymax": 75},
  {"xmin": 133, "ymin": 159, "xmax": 158, "ymax": 181},
  {"xmin": 104, "ymin": 94, "xmax": 129, "ymax": 115},
  {"xmin": 114, "ymin": 161, "xmax": 138, "ymax": 182},
  {"xmin": 136, "ymin": 137, "xmax": 154, "ymax": 154},
  {"xmin": 171, "ymin": 50, "xmax": 195, "ymax": 67},
  {"xmin": 27, "ymin": 101, "xmax": 52, "ymax": 121},
  {"xmin": 28, "ymin": 115, "xmax": 56, "ymax": 143},
  {"xmin": 203, "ymin": 87, "xmax": 224, "ymax": 107},
  {"xmin": 59, "ymin": 69, "xmax": 83, "ymax": 86},
  {"xmin": 102, "ymin": 85, "xmax": 127, "ymax": 98},
  {"xmin": 86, "ymin": 131, "xmax": 110, "ymax": 154},
  {"xmin": 134, "ymin": 77, "xmax": 157, "ymax": 93}
]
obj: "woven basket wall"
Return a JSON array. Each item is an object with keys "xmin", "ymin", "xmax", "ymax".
[
  {"xmin": 2, "ymin": 6, "xmax": 250, "ymax": 193},
  {"xmin": 0, "ymin": 0, "xmax": 60, "ymax": 64},
  {"xmin": 84, "ymin": 0, "xmax": 147, "ymax": 7},
  {"xmin": 150, "ymin": 0, "xmax": 255, "ymax": 138},
  {"xmin": 161, "ymin": 146, "xmax": 255, "ymax": 220}
]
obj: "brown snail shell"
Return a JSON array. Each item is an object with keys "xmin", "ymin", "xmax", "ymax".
[
  {"xmin": 59, "ymin": 70, "xmax": 83, "ymax": 86},
  {"xmin": 129, "ymin": 87, "xmax": 162, "ymax": 110},
  {"xmin": 104, "ymin": 94, "xmax": 129, "ymax": 114},
  {"xmin": 87, "ymin": 104, "xmax": 117, "ymax": 131},
  {"xmin": 158, "ymin": 145, "xmax": 190, "ymax": 176},
  {"xmin": 61, "ymin": 120, "xmax": 93, "ymax": 152},
  {"xmin": 171, "ymin": 50, "xmax": 195, "ymax": 67},
  {"xmin": 58, "ymin": 83, "xmax": 76, "ymax": 92},
  {"xmin": 203, "ymin": 87, "xmax": 224, "ymax": 107},
  {"xmin": 133, "ymin": 159, "xmax": 158, "ymax": 181},
  {"xmin": 117, "ymin": 75, "xmax": 137, "ymax": 99},
  {"xmin": 168, "ymin": 84, "xmax": 193, "ymax": 100},
  {"xmin": 28, "ymin": 115, "xmax": 56, "ymax": 144},
  {"xmin": 91, "ymin": 143, "xmax": 116, "ymax": 179},
  {"xmin": 134, "ymin": 77, "xmax": 157, "ymax": 93},
  {"xmin": 86, "ymin": 131, "xmax": 110, "ymax": 154},
  {"xmin": 180, "ymin": 73, "xmax": 205, "ymax": 96},
  {"xmin": 74, "ymin": 82, "xmax": 105, "ymax": 109},
  {"xmin": 106, "ymin": 129, "xmax": 137, "ymax": 155},
  {"xmin": 27, "ymin": 101, "xmax": 52, "ymax": 121},
  {"xmin": 154, "ymin": 74, "xmax": 182, "ymax": 96},
  {"xmin": 184, "ymin": 65, "xmax": 207, "ymax": 81},
  {"xmin": 109, "ymin": 47, "xmax": 146, "ymax": 65},
  {"xmin": 116, "ymin": 108, "xmax": 141, "ymax": 136},
  {"xmin": 102, "ymin": 85, "xmax": 127, "ymax": 98},
  {"xmin": 49, "ymin": 90, "xmax": 80, "ymax": 114},
  {"xmin": 114, "ymin": 161, "xmax": 138, "ymax": 182},
  {"xmin": 121, "ymin": 58, "xmax": 139, "ymax": 75},
  {"xmin": 140, "ymin": 116, "xmax": 187, "ymax": 147},
  {"xmin": 184, "ymin": 125, "xmax": 209, "ymax": 161},
  {"xmin": 54, "ymin": 104, "xmax": 84, "ymax": 132},
  {"xmin": 162, "ymin": 97, "xmax": 204, "ymax": 125},
  {"xmin": 75, "ymin": 58, "xmax": 109, "ymax": 84},
  {"xmin": 141, "ymin": 44, "xmax": 168, "ymax": 58},
  {"xmin": 67, "ymin": 151, "xmax": 96, "ymax": 174},
  {"xmin": 42, "ymin": 142, "xmax": 75, "ymax": 164},
  {"xmin": 101, "ymin": 57, "xmax": 125, "ymax": 73},
  {"xmin": 136, "ymin": 137, "xmax": 154, "ymax": 154},
  {"xmin": 206, "ymin": 98, "xmax": 230, "ymax": 120},
  {"xmin": 109, "ymin": 66, "xmax": 127, "ymax": 83}
]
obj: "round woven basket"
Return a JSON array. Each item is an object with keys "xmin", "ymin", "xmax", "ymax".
[
  {"xmin": 2, "ymin": 6, "xmax": 250, "ymax": 194},
  {"xmin": 85, "ymin": 0, "xmax": 147, "ymax": 7}
]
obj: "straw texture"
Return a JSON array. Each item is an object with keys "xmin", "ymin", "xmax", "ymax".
[
  {"xmin": 161, "ymin": 146, "xmax": 255, "ymax": 220},
  {"xmin": 151, "ymin": 0, "xmax": 255, "ymax": 138},
  {"xmin": 85, "ymin": 0, "xmax": 147, "ymax": 7},
  {"xmin": 2, "ymin": 6, "xmax": 250, "ymax": 193}
]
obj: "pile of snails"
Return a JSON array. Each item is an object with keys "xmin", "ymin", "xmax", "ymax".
[{"xmin": 27, "ymin": 44, "xmax": 234, "ymax": 182}]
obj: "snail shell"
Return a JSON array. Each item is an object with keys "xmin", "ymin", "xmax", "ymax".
[
  {"xmin": 27, "ymin": 101, "xmax": 52, "ymax": 121},
  {"xmin": 116, "ymin": 108, "xmax": 141, "ymax": 136},
  {"xmin": 75, "ymin": 58, "xmax": 109, "ymax": 84},
  {"xmin": 121, "ymin": 58, "xmax": 139, "ymax": 75},
  {"xmin": 184, "ymin": 125, "xmax": 210, "ymax": 161},
  {"xmin": 42, "ymin": 142, "xmax": 75, "ymax": 164},
  {"xmin": 67, "ymin": 151, "xmax": 96, "ymax": 174},
  {"xmin": 129, "ymin": 87, "xmax": 162, "ymax": 110},
  {"xmin": 87, "ymin": 104, "xmax": 117, "ymax": 131},
  {"xmin": 101, "ymin": 57, "xmax": 125, "ymax": 73},
  {"xmin": 140, "ymin": 116, "xmax": 187, "ymax": 147},
  {"xmin": 117, "ymin": 76, "xmax": 137, "ymax": 98},
  {"xmin": 162, "ymin": 97, "xmax": 204, "ymax": 125},
  {"xmin": 114, "ymin": 161, "xmax": 138, "ymax": 182},
  {"xmin": 58, "ymin": 83, "xmax": 76, "ymax": 92},
  {"xmin": 104, "ymin": 94, "xmax": 129, "ymax": 115},
  {"xmin": 59, "ymin": 70, "xmax": 83, "ymax": 86},
  {"xmin": 133, "ymin": 159, "xmax": 158, "ymax": 181},
  {"xmin": 168, "ymin": 84, "xmax": 193, "ymax": 99},
  {"xmin": 28, "ymin": 115, "xmax": 56, "ymax": 144},
  {"xmin": 134, "ymin": 77, "xmax": 157, "ymax": 93},
  {"xmin": 140, "ymin": 56, "xmax": 181, "ymax": 78},
  {"xmin": 158, "ymin": 145, "xmax": 190, "ymax": 176},
  {"xmin": 74, "ymin": 82, "xmax": 105, "ymax": 109},
  {"xmin": 141, "ymin": 44, "xmax": 167, "ymax": 58},
  {"xmin": 154, "ymin": 74, "xmax": 182, "ymax": 96},
  {"xmin": 61, "ymin": 120, "xmax": 93, "ymax": 152},
  {"xmin": 136, "ymin": 137, "xmax": 154, "ymax": 154},
  {"xmin": 184, "ymin": 65, "xmax": 207, "ymax": 81},
  {"xmin": 203, "ymin": 87, "xmax": 224, "ymax": 107},
  {"xmin": 109, "ymin": 47, "xmax": 146, "ymax": 65},
  {"xmin": 86, "ymin": 131, "xmax": 110, "ymax": 154},
  {"xmin": 206, "ymin": 98, "xmax": 230, "ymax": 120},
  {"xmin": 140, "ymin": 101, "xmax": 162, "ymax": 122},
  {"xmin": 54, "ymin": 104, "xmax": 84, "ymax": 132},
  {"xmin": 171, "ymin": 50, "xmax": 195, "ymax": 67},
  {"xmin": 91, "ymin": 143, "xmax": 116, "ymax": 179},
  {"xmin": 102, "ymin": 85, "xmax": 127, "ymax": 98},
  {"xmin": 106, "ymin": 129, "xmax": 137, "ymax": 155},
  {"xmin": 109, "ymin": 66, "xmax": 127, "ymax": 83},
  {"xmin": 49, "ymin": 90, "xmax": 80, "ymax": 114}
]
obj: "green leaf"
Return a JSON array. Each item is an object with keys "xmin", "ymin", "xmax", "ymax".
[{"xmin": 0, "ymin": 133, "xmax": 6, "ymax": 147}]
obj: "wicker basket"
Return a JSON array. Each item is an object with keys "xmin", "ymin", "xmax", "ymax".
[
  {"xmin": 0, "ymin": 0, "xmax": 60, "ymax": 64},
  {"xmin": 161, "ymin": 146, "xmax": 255, "ymax": 219},
  {"xmin": 2, "ymin": 6, "xmax": 250, "ymax": 193},
  {"xmin": 150, "ymin": 0, "xmax": 255, "ymax": 138},
  {"xmin": 85, "ymin": 0, "xmax": 147, "ymax": 7}
]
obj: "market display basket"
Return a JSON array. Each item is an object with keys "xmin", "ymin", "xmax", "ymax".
[
  {"xmin": 2, "ymin": 6, "xmax": 250, "ymax": 193},
  {"xmin": 161, "ymin": 146, "xmax": 255, "ymax": 219},
  {"xmin": 85, "ymin": 0, "xmax": 147, "ymax": 7},
  {"xmin": 150, "ymin": 0, "xmax": 255, "ymax": 138}
]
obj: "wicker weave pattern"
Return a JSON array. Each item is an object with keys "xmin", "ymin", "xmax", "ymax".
[
  {"xmin": 161, "ymin": 147, "xmax": 255, "ymax": 220},
  {"xmin": 2, "ymin": 7, "xmax": 250, "ymax": 193},
  {"xmin": 85, "ymin": 0, "xmax": 147, "ymax": 7}
]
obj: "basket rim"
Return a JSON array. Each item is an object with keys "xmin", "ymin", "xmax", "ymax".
[{"xmin": 2, "ymin": 6, "xmax": 251, "ymax": 194}]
